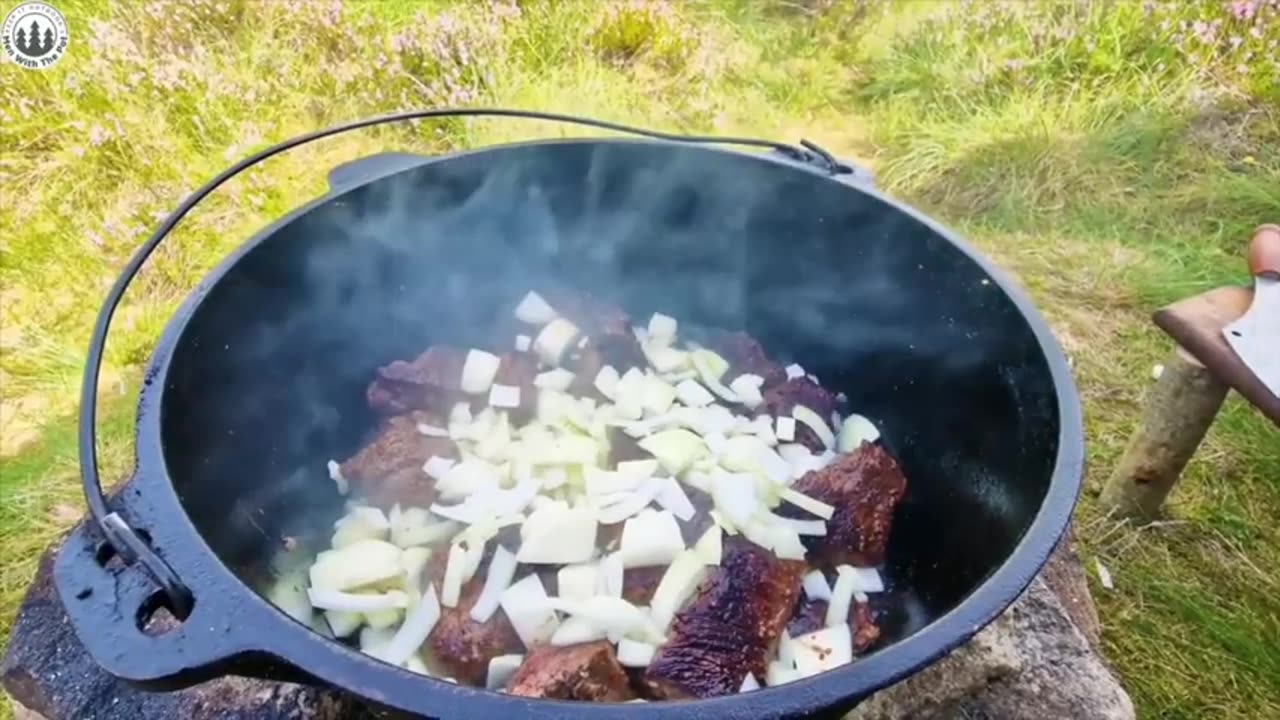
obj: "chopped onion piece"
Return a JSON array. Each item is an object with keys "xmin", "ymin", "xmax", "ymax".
[
  {"xmin": 517, "ymin": 504, "xmax": 597, "ymax": 564},
  {"xmin": 792, "ymin": 405, "xmax": 836, "ymax": 449},
  {"xmin": 674, "ymin": 379, "xmax": 715, "ymax": 407},
  {"xmin": 766, "ymin": 660, "xmax": 801, "ymax": 686},
  {"xmin": 547, "ymin": 596, "xmax": 662, "ymax": 644},
  {"xmin": 846, "ymin": 566, "xmax": 885, "ymax": 593},
  {"xmin": 486, "ymin": 654, "xmax": 524, "ymax": 690},
  {"xmin": 594, "ymin": 480, "xmax": 662, "ymax": 525},
  {"xmin": 470, "ymin": 546, "xmax": 519, "ymax": 623},
  {"xmin": 441, "ymin": 542, "xmax": 468, "ymax": 608},
  {"xmin": 647, "ymin": 313, "xmax": 678, "ymax": 345},
  {"xmin": 488, "ymin": 383, "xmax": 521, "ymax": 409},
  {"xmin": 585, "ymin": 467, "xmax": 646, "ymax": 497},
  {"xmin": 650, "ymin": 550, "xmax": 709, "ymax": 629},
  {"xmin": 652, "ymin": 477, "xmax": 696, "ymax": 522},
  {"xmin": 461, "ymin": 349, "xmax": 501, "ymax": 395},
  {"xmin": 803, "ymin": 569, "xmax": 832, "ymax": 601},
  {"xmin": 266, "ymin": 569, "xmax": 313, "ymax": 626},
  {"xmin": 598, "ymin": 552, "xmax": 624, "ymax": 597},
  {"xmin": 780, "ymin": 487, "xmax": 836, "ymax": 520},
  {"xmin": 704, "ymin": 432, "xmax": 728, "ymax": 456},
  {"xmin": 792, "ymin": 624, "xmax": 853, "ymax": 678},
  {"xmin": 619, "ymin": 509, "xmax": 685, "ymax": 568},
  {"xmin": 616, "ymin": 459, "xmax": 659, "ymax": 479},
  {"xmin": 417, "ymin": 422, "xmax": 449, "ymax": 438},
  {"xmin": 515, "ymin": 291, "xmax": 557, "ymax": 324},
  {"xmin": 641, "ymin": 375, "xmax": 677, "ymax": 415},
  {"xmin": 785, "ymin": 363, "xmax": 805, "ymax": 380},
  {"xmin": 327, "ymin": 460, "xmax": 348, "ymax": 495},
  {"xmin": 594, "ymin": 365, "xmax": 620, "ymax": 399},
  {"xmin": 500, "ymin": 574, "xmax": 559, "ymax": 647},
  {"xmin": 380, "ymin": 585, "xmax": 442, "ymax": 666},
  {"xmin": 693, "ymin": 525, "xmax": 722, "ymax": 565},
  {"xmin": 729, "ymin": 374, "xmax": 765, "ymax": 409},
  {"xmin": 778, "ymin": 629, "xmax": 797, "ymax": 667},
  {"xmin": 612, "ymin": 367, "xmax": 647, "ymax": 419},
  {"xmin": 550, "ymin": 615, "xmax": 608, "ymax": 646},
  {"xmin": 436, "ymin": 459, "xmax": 501, "ymax": 501},
  {"xmin": 638, "ymin": 429, "xmax": 706, "ymax": 475},
  {"xmin": 533, "ymin": 369, "xmax": 575, "ymax": 392},
  {"xmin": 325, "ymin": 610, "xmax": 362, "ymax": 637},
  {"xmin": 309, "ymin": 539, "xmax": 402, "ymax": 591},
  {"xmin": 644, "ymin": 345, "xmax": 689, "ymax": 373},
  {"xmin": 534, "ymin": 318, "xmax": 580, "ymax": 366},
  {"xmin": 837, "ymin": 414, "xmax": 881, "ymax": 452},
  {"xmin": 779, "ymin": 516, "xmax": 828, "ymax": 536},
  {"xmin": 776, "ymin": 416, "xmax": 796, "ymax": 442},
  {"xmin": 742, "ymin": 519, "xmax": 807, "ymax": 561},
  {"xmin": 364, "ymin": 607, "xmax": 403, "ymax": 630},
  {"xmin": 332, "ymin": 506, "xmax": 390, "ymax": 548},
  {"xmin": 307, "ymin": 588, "xmax": 408, "ymax": 613},
  {"xmin": 514, "ymin": 334, "xmax": 532, "ymax": 352},
  {"xmin": 360, "ymin": 625, "xmax": 397, "ymax": 657},
  {"xmin": 400, "ymin": 546, "xmax": 432, "ymax": 597},
  {"xmin": 740, "ymin": 673, "xmax": 760, "ymax": 692},
  {"xmin": 692, "ymin": 349, "xmax": 739, "ymax": 403},
  {"xmin": 617, "ymin": 638, "xmax": 658, "ymax": 668},
  {"xmin": 710, "ymin": 470, "xmax": 759, "ymax": 528},
  {"xmin": 827, "ymin": 565, "xmax": 858, "ymax": 627},
  {"xmin": 747, "ymin": 415, "xmax": 778, "ymax": 445},
  {"xmin": 557, "ymin": 563, "xmax": 601, "ymax": 602}
]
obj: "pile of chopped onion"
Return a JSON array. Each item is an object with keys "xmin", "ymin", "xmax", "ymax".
[{"xmin": 288, "ymin": 291, "xmax": 891, "ymax": 686}]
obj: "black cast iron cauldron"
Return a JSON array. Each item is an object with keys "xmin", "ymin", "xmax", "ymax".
[{"xmin": 55, "ymin": 109, "xmax": 1083, "ymax": 719}]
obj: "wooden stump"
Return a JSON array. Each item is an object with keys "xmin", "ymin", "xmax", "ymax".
[{"xmin": 1100, "ymin": 346, "xmax": 1228, "ymax": 521}]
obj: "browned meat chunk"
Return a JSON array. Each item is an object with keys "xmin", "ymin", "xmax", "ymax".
[
  {"xmin": 507, "ymin": 641, "xmax": 634, "ymax": 701},
  {"xmin": 367, "ymin": 346, "xmax": 467, "ymax": 415},
  {"xmin": 644, "ymin": 540, "xmax": 806, "ymax": 699},
  {"xmin": 786, "ymin": 597, "xmax": 881, "ymax": 653},
  {"xmin": 621, "ymin": 566, "xmax": 665, "ymax": 606},
  {"xmin": 787, "ymin": 444, "xmax": 907, "ymax": 567},
  {"xmin": 427, "ymin": 577, "xmax": 524, "ymax": 686},
  {"xmin": 759, "ymin": 377, "xmax": 839, "ymax": 452},
  {"xmin": 338, "ymin": 412, "xmax": 453, "ymax": 509},
  {"xmin": 710, "ymin": 331, "xmax": 786, "ymax": 389}
]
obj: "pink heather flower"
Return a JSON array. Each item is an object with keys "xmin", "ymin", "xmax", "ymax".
[{"xmin": 1230, "ymin": 0, "xmax": 1258, "ymax": 20}]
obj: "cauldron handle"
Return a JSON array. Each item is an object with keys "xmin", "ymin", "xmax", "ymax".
[{"xmin": 77, "ymin": 108, "xmax": 857, "ymax": 619}]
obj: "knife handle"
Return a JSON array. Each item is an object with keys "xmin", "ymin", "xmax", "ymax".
[{"xmin": 1249, "ymin": 224, "xmax": 1280, "ymax": 280}]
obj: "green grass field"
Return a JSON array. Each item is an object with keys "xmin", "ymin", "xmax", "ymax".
[{"xmin": 1, "ymin": 1, "xmax": 1278, "ymax": 717}]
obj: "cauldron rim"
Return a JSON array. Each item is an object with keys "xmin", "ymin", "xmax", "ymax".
[{"xmin": 67, "ymin": 136, "xmax": 1084, "ymax": 719}]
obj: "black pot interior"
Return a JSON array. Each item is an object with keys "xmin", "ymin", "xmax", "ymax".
[{"xmin": 160, "ymin": 140, "xmax": 1060, "ymax": 655}]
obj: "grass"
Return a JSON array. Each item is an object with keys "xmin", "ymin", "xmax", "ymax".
[{"xmin": 1, "ymin": 1, "xmax": 1278, "ymax": 718}]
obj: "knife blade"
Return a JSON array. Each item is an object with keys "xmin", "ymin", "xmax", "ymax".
[{"xmin": 1223, "ymin": 224, "xmax": 1280, "ymax": 398}]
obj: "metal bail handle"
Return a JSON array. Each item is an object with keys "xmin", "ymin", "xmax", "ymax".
[{"xmin": 79, "ymin": 107, "xmax": 850, "ymax": 613}]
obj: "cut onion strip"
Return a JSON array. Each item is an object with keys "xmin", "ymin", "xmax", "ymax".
[
  {"xmin": 827, "ymin": 565, "xmax": 858, "ymax": 627},
  {"xmin": 557, "ymin": 562, "xmax": 601, "ymax": 602},
  {"xmin": 775, "ymin": 416, "xmax": 796, "ymax": 443},
  {"xmin": 599, "ymin": 552, "xmax": 624, "ymax": 597},
  {"xmin": 514, "ymin": 334, "xmax": 532, "ymax": 352},
  {"xmin": 486, "ymin": 654, "xmax": 524, "ymax": 690},
  {"xmin": 693, "ymin": 525, "xmax": 722, "ymax": 565},
  {"xmin": 417, "ymin": 423, "xmax": 449, "ymax": 438},
  {"xmin": 441, "ymin": 542, "xmax": 468, "ymax": 608},
  {"xmin": 652, "ymin": 477, "xmax": 696, "ymax": 522},
  {"xmin": 729, "ymin": 374, "xmax": 765, "ymax": 409},
  {"xmin": 792, "ymin": 624, "xmax": 853, "ymax": 678},
  {"xmin": 779, "ymin": 516, "xmax": 827, "ymax": 536},
  {"xmin": 803, "ymin": 569, "xmax": 833, "ymax": 601},
  {"xmin": 307, "ymin": 588, "xmax": 408, "ymax": 613},
  {"xmin": 379, "ymin": 585, "xmax": 442, "ymax": 666},
  {"xmin": 500, "ymin": 574, "xmax": 559, "ymax": 647},
  {"xmin": 650, "ymin": 550, "xmax": 708, "ymax": 629},
  {"xmin": 617, "ymin": 638, "xmax": 657, "ymax": 668},
  {"xmin": 550, "ymin": 615, "xmax": 607, "ymax": 646},
  {"xmin": 534, "ymin": 318, "xmax": 580, "ymax": 366},
  {"xmin": 517, "ymin": 504, "xmax": 597, "ymax": 564},
  {"xmin": 514, "ymin": 291, "xmax": 557, "ymax": 324},
  {"xmin": 780, "ymin": 487, "xmax": 835, "ymax": 520},
  {"xmin": 488, "ymin": 384, "xmax": 521, "ymax": 409},
  {"xmin": 740, "ymin": 673, "xmax": 760, "ymax": 692},
  {"xmin": 470, "ymin": 546, "xmax": 519, "ymax": 623},
  {"xmin": 785, "ymin": 363, "xmax": 805, "ymax": 380},
  {"xmin": 547, "ymin": 596, "xmax": 662, "ymax": 644},
  {"xmin": 637, "ymin": 429, "xmax": 706, "ymax": 475},
  {"xmin": 847, "ymin": 566, "xmax": 885, "ymax": 593},
  {"xmin": 647, "ymin": 313, "xmax": 677, "ymax": 345},
  {"xmin": 791, "ymin": 405, "xmax": 836, "ymax": 449},
  {"xmin": 837, "ymin": 413, "xmax": 881, "ymax": 451},
  {"xmin": 619, "ymin": 509, "xmax": 685, "ymax": 568},
  {"xmin": 533, "ymin": 368, "xmax": 575, "ymax": 392},
  {"xmin": 327, "ymin": 460, "xmax": 348, "ymax": 495},
  {"xmin": 594, "ymin": 365, "xmax": 620, "ymax": 399},
  {"xmin": 674, "ymin": 379, "xmax": 715, "ymax": 407},
  {"xmin": 461, "ymin": 349, "xmax": 501, "ymax": 395}
]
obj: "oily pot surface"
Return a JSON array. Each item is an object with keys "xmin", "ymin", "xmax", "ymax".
[{"xmin": 157, "ymin": 140, "xmax": 1060, "ymax": 661}]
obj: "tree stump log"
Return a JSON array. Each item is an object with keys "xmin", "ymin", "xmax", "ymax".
[{"xmin": 1100, "ymin": 346, "xmax": 1228, "ymax": 521}]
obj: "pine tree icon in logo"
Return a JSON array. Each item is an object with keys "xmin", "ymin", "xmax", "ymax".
[{"xmin": 18, "ymin": 18, "xmax": 53, "ymax": 58}]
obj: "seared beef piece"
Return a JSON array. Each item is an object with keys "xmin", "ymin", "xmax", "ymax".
[
  {"xmin": 645, "ymin": 540, "xmax": 806, "ymax": 699},
  {"xmin": 507, "ymin": 641, "xmax": 634, "ymax": 700},
  {"xmin": 758, "ymin": 377, "xmax": 839, "ymax": 452},
  {"xmin": 621, "ymin": 566, "xmax": 665, "ymax": 606},
  {"xmin": 786, "ymin": 597, "xmax": 882, "ymax": 653},
  {"xmin": 709, "ymin": 331, "xmax": 787, "ymax": 389},
  {"xmin": 338, "ymin": 412, "xmax": 453, "ymax": 509},
  {"xmin": 785, "ymin": 444, "xmax": 907, "ymax": 567},
  {"xmin": 367, "ymin": 346, "xmax": 467, "ymax": 415},
  {"xmin": 427, "ymin": 576, "xmax": 524, "ymax": 686}
]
